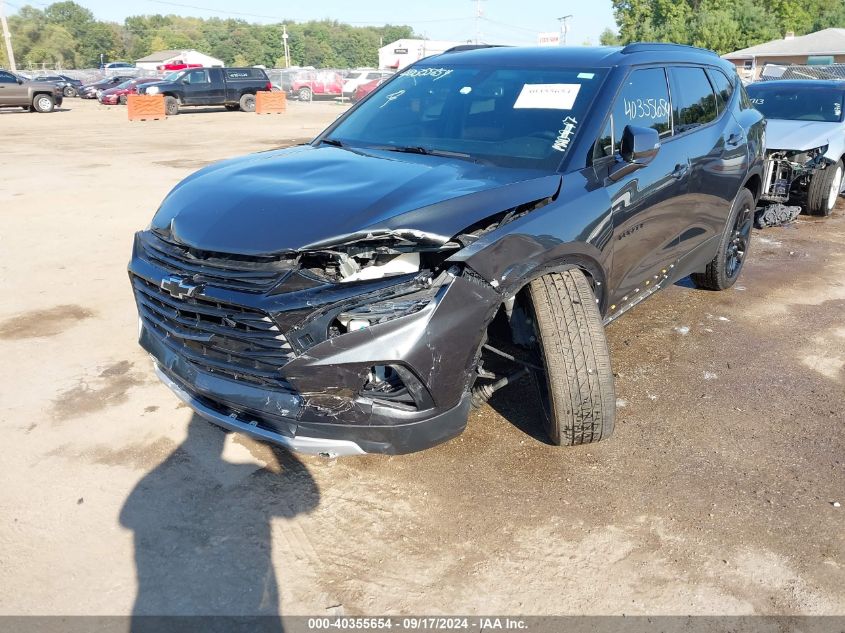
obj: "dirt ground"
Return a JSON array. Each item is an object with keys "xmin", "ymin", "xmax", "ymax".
[{"xmin": 0, "ymin": 98, "xmax": 843, "ymax": 617}]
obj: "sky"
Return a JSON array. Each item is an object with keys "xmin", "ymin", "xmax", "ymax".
[{"xmin": 8, "ymin": 0, "xmax": 618, "ymax": 47}]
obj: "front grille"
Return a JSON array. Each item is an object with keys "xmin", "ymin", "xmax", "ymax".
[
  {"xmin": 138, "ymin": 231, "xmax": 292, "ymax": 293},
  {"xmin": 133, "ymin": 275, "xmax": 295, "ymax": 388}
]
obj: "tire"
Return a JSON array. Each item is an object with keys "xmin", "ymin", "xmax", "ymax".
[
  {"xmin": 164, "ymin": 96, "xmax": 179, "ymax": 116},
  {"xmin": 527, "ymin": 269, "xmax": 615, "ymax": 446},
  {"xmin": 691, "ymin": 188, "xmax": 754, "ymax": 291},
  {"xmin": 119, "ymin": 95, "xmax": 127, "ymax": 105},
  {"xmin": 239, "ymin": 94, "xmax": 256, "ymax": 112},
  {"xmin": 806, "ymin": 160, "xmax": 843, "ymax": 217},
  {"xmin": 63, "ymin": 85, "xmax": 77, "ymax": 98},
  {"xmin": 32, "ymin": 94, "xmax": 55, "ymax": 113},
  {"xmin": 298, "ymin": 87, "xmax": 312, "ymax": 101}
]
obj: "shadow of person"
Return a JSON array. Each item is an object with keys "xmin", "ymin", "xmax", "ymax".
[{"xmin": 120, "ymin": 414, "xmax": 320, "ymax": 633}]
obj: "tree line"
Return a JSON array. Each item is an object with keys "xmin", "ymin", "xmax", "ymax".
[
  {"xmin": 1, "ymin": 1, "xmax": 415, "ymax": 70},
  {"xmin": 601, "ymin": 0, "xmax": 845, "ymax": 54}
]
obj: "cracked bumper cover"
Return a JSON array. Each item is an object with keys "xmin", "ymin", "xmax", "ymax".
[{"xmin": 131, "ymin": 250, "xmax": 498, "ymax": 455}]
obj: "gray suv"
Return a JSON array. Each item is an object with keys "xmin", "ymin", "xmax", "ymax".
[{"xmin": 0, "ymin": 70, "xmax": 64, "ymax": 112}]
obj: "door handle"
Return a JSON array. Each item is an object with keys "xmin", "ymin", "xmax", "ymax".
[
  {"xmin": 670, "ymin": 164, "xmax": 689, "ymax": 180},
  {"xmin": 726, "ymin": 132, "xmax": 744, "ymax": 147}
]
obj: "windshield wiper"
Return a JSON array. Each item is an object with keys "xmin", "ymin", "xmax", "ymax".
[
  {"xmin": 382, "ymin": 145, "xmax": 473, "ymax": 159},
  {"xmin": 318, "ymin": 137, "xmax": 344, "ymax": 148}
]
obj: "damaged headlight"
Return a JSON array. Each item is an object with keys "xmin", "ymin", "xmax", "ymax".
[{"xmin": 335, "ymin": 280, "xmax": 440, "ymax": 333}]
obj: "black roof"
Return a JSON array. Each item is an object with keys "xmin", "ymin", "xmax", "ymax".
[{"xmin": 433, "ymin": 42, "xmax": 725, "ymax": 69}]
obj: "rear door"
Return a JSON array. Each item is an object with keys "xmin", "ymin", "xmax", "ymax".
[
  {"xmin": 205, "ymin": 68, "xmax": 226, "ymax": 104},
  {"xmin": 0, "ymin": 71, "xmax": 25, "ymax": 105},
  {"xmin": 596, "ymin": 66, "xmax": 694, "ymax": 308},
  {"xmin": 665, "ymin": 66, "xmax": 745, "ymax": 258}
]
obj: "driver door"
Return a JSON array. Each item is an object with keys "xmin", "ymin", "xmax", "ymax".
[
  {"xmin": 594, "ymin": 66, "xmax": 693, "ymax": 309},
  {"xmin": 0, "ymin": 71, "xmax": 25, "ymax": 106}
]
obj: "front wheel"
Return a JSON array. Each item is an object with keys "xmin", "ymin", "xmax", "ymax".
[
  {"xmin": 527, "ymin": 269, "xmax": 616, "ymax": 446},
  {"xmin": 691, "ymin": 188, "xmax": 754, "ymax": 291},
  {"xmin": 239, "ymin": 93, "xmax": 256, "ymax": 112},
  {"xmin": 806, "ymin": 160, "xmax": 843, "ymax": 217},
  {"xmin": 298, "ymin": 87, "xmax": 312, "ymax": 101},
  {"xmin": 32, "ymin": 94, "xmax": 55, "ymax": 113},
  {"xmin": 164, "ymin": 96, "xmax": 179, "ymax": 116}
]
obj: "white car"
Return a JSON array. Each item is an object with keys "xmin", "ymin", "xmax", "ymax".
[
  {"xmin": 342, "ymin": 69, "xmax": 393, "ymax": 96},
  {"xmin": 747, "ymin": 79, "xmax": 845, "ymax": 218}
]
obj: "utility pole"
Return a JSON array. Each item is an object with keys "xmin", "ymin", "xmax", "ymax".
[
  {"xmin": 0, "ymin": 0, "xmax": 17, "ymax": 72},
  {"xmin": 471, "ymin": 0, "xmax": 486, "ymax": 45},
  {"xmin": 557, "ymin": 15, "xmax": 573, "ymax": 46},
  {"xmin": 282, "ymin": 24, "xmax": 290, "ymax": 68}
]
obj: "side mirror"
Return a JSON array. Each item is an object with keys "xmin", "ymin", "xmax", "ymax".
[
  {"xmin": 609, "ymin": 125, "xmax": 660, "ymax": 182},
  {"xmin": 17, "ymin": 78, "xmax": 23, "ymax": 84}
]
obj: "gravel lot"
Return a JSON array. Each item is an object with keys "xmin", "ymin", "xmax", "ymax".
[{"xmin": 1, "ymin": 98, "xmax": 843, "ymax": 617}]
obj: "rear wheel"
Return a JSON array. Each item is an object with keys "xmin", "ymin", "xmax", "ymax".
[
  {"xmin": 239, "ymin": 93, "xmax": 256, "ymax": 112},
  {"xmin": 32, "ymin": 94, "xmax": 55, "ymax": 113},
  {"xmin": 164, "ymin": 96, "xmax": 179, "ymax": 116},
  {"xmin": 806, "ymin": 160, "xmax": 843, "ymax": 217},
  {"xmin": 526, "ymin": 269, "xmax": 615, "ymax": 446},
  {"xmin": 691, "ymin": 188, "xmax": 754, "ymax": 291},
  {"xmin": 63, "ymin": 85, "xmax": 77, "ymax": 97}
]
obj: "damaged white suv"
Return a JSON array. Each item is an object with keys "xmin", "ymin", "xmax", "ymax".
[{"xmin": 746, "ymin": 80, "xmax": 845, "ymax": 222}]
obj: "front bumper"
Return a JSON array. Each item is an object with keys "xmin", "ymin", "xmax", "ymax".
[{"xmin": 129, "ymin": 232, "xmax": 498, "ymax": 455}]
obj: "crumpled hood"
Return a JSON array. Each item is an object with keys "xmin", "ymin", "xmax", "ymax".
[
  {"xmin": 151, "ymin": 145, "xmax": 561, "ymax": 255},
  {"xmin": 765, "ymin": 119, "xmax": 841, "ymax": 153}
]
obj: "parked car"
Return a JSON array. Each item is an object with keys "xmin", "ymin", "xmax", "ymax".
[
  {"xmin": 140, "ymin": 67, "xmax": 271, "ymax": 114},
  {"xmin": 129, "ymin": 44, "xmax": 764, "ymax": 456},
  {"xmin": 746, "ymin": 80, "xmax": 845, "ymax": 219},
  {"xmin": 352, "ymin": 77, "xmax": 386, "ymax": 103},
  {"xmin": 78, "ymin": 75, "xmax": 134, "ymax": 99},
  {"xmin": 103, "ymin": 62, "xmax": 134, "ymax": 69},
  {"xmin": 342, "ymin": 69, "xmax": 393, "ymax": 96},
  {"xmin": 0, "ymin": 70, "xmax": 64, "ymax": 112},
  {"xmin": 30, "ymin": 74, "xmax": 83, "ymax": 97},
  {"xmin": 289, "ymin": 69, "xmax": 343, "ymax": 101},
  {"xmin": 99, "ymin": 77, "xmax": 162, "ymax": 105}
]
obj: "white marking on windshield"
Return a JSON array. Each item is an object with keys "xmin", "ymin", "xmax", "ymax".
[
  {"xmin": 380, "ymin": 90, "xmax": 406, "ymax": 108},
  {"xmin": 552, "ymin": 116, "xmax": 578, "ymax": 153}
]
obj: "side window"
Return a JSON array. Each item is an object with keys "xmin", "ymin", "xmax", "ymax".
[
  {"xmin": 186, "ymin": 70, "xmax": 209, "ymax": 85},
  {"xmin": 0, "ymin": 71, "xmax": 16, "ymax": 84},
  {"xmin": 594, "ymin": 67, "xmax": 671, "ymax": 160},
  {"xmin": 739, "ymin": 83, "xmax": 754, "ymax": 110},
  {"xmin": 708, "ymin": 69, "xmax": 734, "ymax": 114},
  {"xmin": 668, "ymin": 67, "xmax": 718, "ymax": 133}
]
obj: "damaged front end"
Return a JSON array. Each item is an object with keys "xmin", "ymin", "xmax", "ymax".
[
  {"xmin": 129, "ymin": 216, "xmax": 526, "ymax": 455},
  {"xmin": 757, "ymin": 146, "xmax": 831, "ymax": 227}
]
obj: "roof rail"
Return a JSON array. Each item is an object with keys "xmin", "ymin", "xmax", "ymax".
[
  {"xmin": 443, "ymin": 44, "xmax": 509, "ymax": 54},
  {"xmin": 621, "ymin": 42, "xmax": 718, "ymax": 57}
]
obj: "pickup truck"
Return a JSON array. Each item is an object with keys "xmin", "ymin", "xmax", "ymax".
[
  {"xmin": 140, "ymin": 67, "xmax": 271, "ymax": 114},
  {"xmin": 0, "ymin": 70, "xmax": 64, "ymax": 112}
]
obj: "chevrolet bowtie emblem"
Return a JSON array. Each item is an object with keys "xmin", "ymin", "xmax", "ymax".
[{"xmin": 160, "ymin": 276, "xmax": 202, "ymax": 300}]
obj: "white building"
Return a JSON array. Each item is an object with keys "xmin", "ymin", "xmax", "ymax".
[
  {"xmin": 378, "ymin": 39, "xmax": 464, "ymax": 71},
  {"xmin": 135, "ymin": 49, "xmax": 224, "ymax": 71}
]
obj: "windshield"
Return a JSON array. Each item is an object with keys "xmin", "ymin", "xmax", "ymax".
[
  {"xmin": 116, "ymin": 80, "xmax": 133, "ymax": 89},
  {"xmin": 327, "ymin": 64, "xmax": 607, "ymax": 170},
  {"xmin": 747, "ymin": 84, "xmax": 844, "ymax": 122},
  {"xmin": 164, "ymin": 71, "xmax": 184, "ymax": 82}
]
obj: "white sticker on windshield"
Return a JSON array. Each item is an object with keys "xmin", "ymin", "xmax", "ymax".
[
  {"xmin": 513, "ymin": 83, "xmax": 581, "ymax": 110},
  {"xmin": 553, "ymin": 116, "xmax": 578, "ymax": 153}
]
